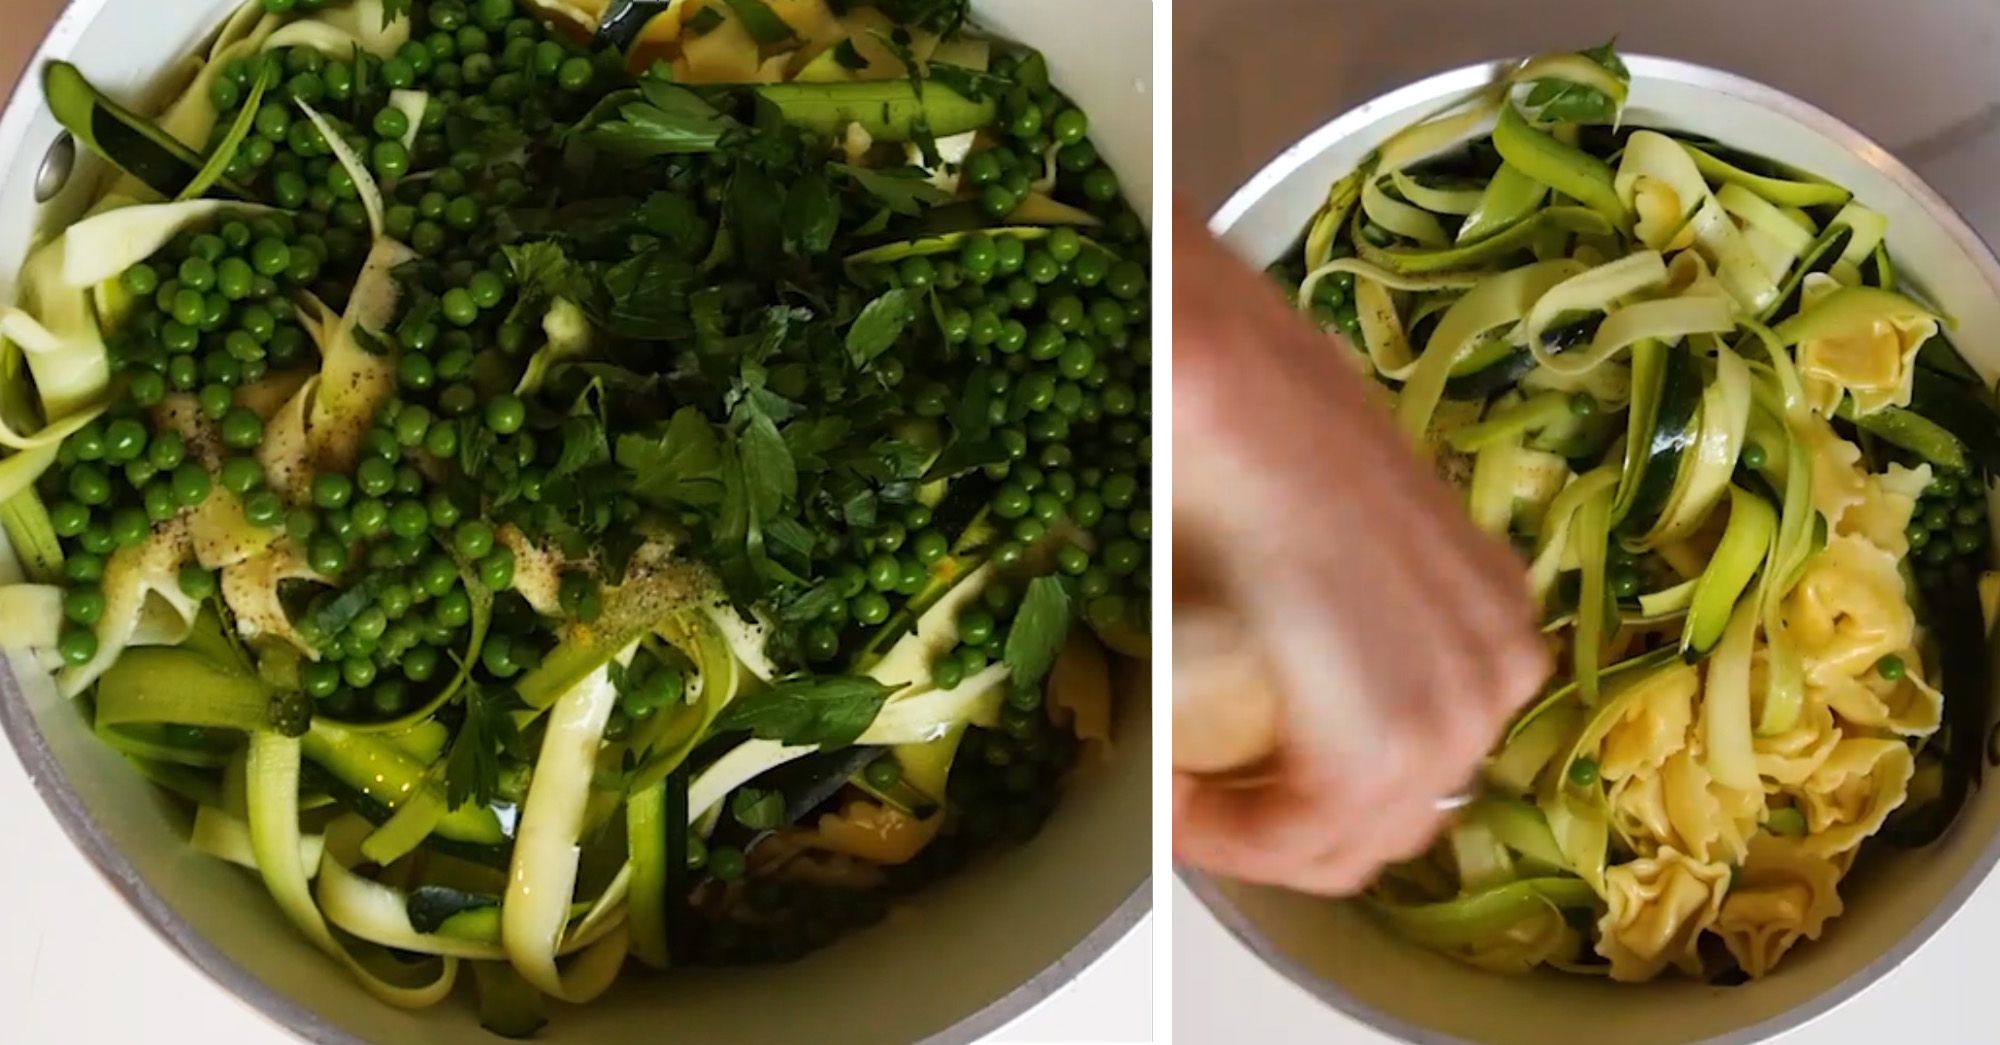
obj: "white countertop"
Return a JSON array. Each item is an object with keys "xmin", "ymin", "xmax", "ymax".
[{"xmin": 0, "ymin": 735, "xmax": 1150, "ymax": 1044}]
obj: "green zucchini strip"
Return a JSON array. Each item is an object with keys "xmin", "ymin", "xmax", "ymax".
[
  {"xmin": 756, "ymin": 81, "xmax": 996, "ymax": 142},
  {"xmin": 94, "ymin": 646, "xmax": 274, "ymax": 732},
  {"xmin": 1370, "ymin": 206, "xmax": 1611, "ymax": 275},
  {"xmin": 1466, "ymin": 797, "xmax": 1571, "ymax": 870},
  {"xmin": 58, "ymin": 199, "xmax": 273, "ymax": 290},
  {"xmin": 1526, "ymin": 467, "xmax": 1618, "ymax": 604},
  {"xmin": 305, "ymin": 239, "xmax": 418, "ymax": 471},
  {"xmin": 41, "ymin": 60, "xmax": 248, "ymax": 202},
  {"xmin": 0, "ymin": 489, "xmax": 65, "ymax": 584},
  {"xmin": 1680, "ymin": 140, "xmax": 1852, "ymax": 208},
  {"xmin": 1451, "ymin": 392, "xmax": 1571, "ymax": 455},
  {"xmin": 1569, "ymin": 485, "xmax": 1614, "ymax": 705},
  {"xmin": 303, "ymin": 720, "xmax": 506, "ymax": 845},
  {"xmin": 297, "ymin": 100, "xmax": 387, "ymax": 241},
  {"xmin": 1361, "ymin": 173, "xmax": 1450, "ymax": 247},
  {"xmin": 1396, "ymin": 260, "xmax": 1584, "ymax": 443},
  {"xmin": 1702, "ymin": 583, "xmax": 1762, "ymax": 791},
  {"xmin": 1681, "ymin": 486, "xmax": 1776, "ymax": 656},
  {"xmin": 1492, "ymin": 102, "xmax": 1626, "ymax": 231},
  {"xmin": 1645, "ymin": 344, "xmax": 1754, "ymax": 546},
  {"xmin": 1370, "ymin": 877, "xmax": 1598, "ymax": 949},
  {"xmin": 1374, "ymin": 87, "xmax": 1506, "ymax": 175},
  {"xmin": 625, "ymin": 781, "xmax": 671, "ymax": 970},
  {"xmin": 502, "ymin": 657, "xmax": 634, "ymax": 1003},
  {"xmin": 1457, "ymin": 164, "xmax": 1548, "ymax": 246},
  {"xmin": 191, "ymin": 804, "xmax": 324, "ymax": 875},
  {"xmin": 1303, "ymin": 169, "xmax": 1365, "ymax": 270},
  {"xmin": 1389, "ymin": 170, "xmax": 1484, "ymax": 216},
  {"xmin": 246, "ymin": 732, "xmax": 461, "ymax": 1006},
  {"xmin": 0, "ymin": 583, "xmax": 62, "ymax": 648},
  {"xmin": 1468, "ymin": 430, "xmax": 1527, "ymax": 537},
  {"xmin": 178, "ymin": 65, "xmax": 269, "ymax": 202}
]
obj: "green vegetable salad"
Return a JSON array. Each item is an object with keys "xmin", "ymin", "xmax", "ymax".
[
  {"xmin": 1273, "ymin": 43, "xmax": 1997, "ymax": 983},
  {"xmin": 0, "ymin": 0, "xmax": 1149, "ymax": 1032}
]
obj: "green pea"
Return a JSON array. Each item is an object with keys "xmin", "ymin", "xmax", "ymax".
[
  {"xmin": 219, "ymin": 407, "xmax": 262, "ymax": 451},
  {"xmin": 358, "ymin": 458, "xmax": 397, "ymax": 497},
  {"xmin": 485, "ymin": 395, "xmax": 526, "ymax": 434},
  {"xmin": 394, "ymin": 404, "xmax": 433, "ymax": 447},
  {"xmin": 1082, "ymin": 167, "xmax": 1120, "ymax": 203},
  {"xmin": 479, "ymin": 547, "xmax": 515, "ymax": 591},
  {"xmin": 219, "ymin": 457, "xmax": 263, "ymax": 495},
  {"xmin": 129, "ymin": 371, "xmax": 167, "ymax": 407},
  {"xmin": 309, "ymin": 534, "xmax": 348, "ymax": 574},
  {"xmin": 556, "ymin": 55, "xmax": 593, "ymax": 91},
  {"xmin": 352, "ymin": 496, "xmax": 390, "ymax": 536},
  {"xmin": 64, "ymin": 552, "xmax": 105, "ymax": 584},
  {"xmin": 426, "ymin": 490, "xmax": 462, "ymax": 529},
  {"xmin": 1954, "ymin": 526, "xmax": 1986, "ymax": 554},
  {"xmin": 1051, "ymin": 108, "xmax": 1088, "ymax": 145},
  {"xmin": 1568, "ymin": 757, "xmax": 1600, "ymax": 788},
  {"xmin": 59, "ymin": 626, "xmax": 99, "ymax": 666},
  {"xmin": 469, "ymin": 270, "xmax": 507, "ymax": 309},
  {"xmin": 312, "ymin": 473, "xmax": 354, "ymax": 510},
  {"xmin": 852, "ymin": 591, "xmax": 891, "ymax": 626},
  {"xmin": 454, "ymin": 520, "xmax": 495, "ymax": 559},
  {"xmin": 389, "ymin": 500, "xmax": 429, "ymax": 539},
  {"xmin": 64, "ymin": 586, "xmax": 106, "ymax": 626},
  {"xmin": 239, "ymin": 489, "xmax": 282, "ymax": 528},
  {"xmin": 341, "ymin": 656, "xmax": 377, "ymax": 688}
]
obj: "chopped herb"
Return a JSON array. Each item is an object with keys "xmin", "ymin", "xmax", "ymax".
[
  {"xmin": 710, "ymin": 674, "xmax": 894, "ymax": 747},
  {"xmin": 1004, "ymin": 575, "xmax": 1073, "ymax": 686}
]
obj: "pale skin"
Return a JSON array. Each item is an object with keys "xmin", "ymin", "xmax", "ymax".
[{"xmin": 1172, "ymin": 198, "xmax": 1552, "ymax": 895}]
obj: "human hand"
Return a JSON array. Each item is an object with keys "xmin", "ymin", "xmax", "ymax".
[{"xmin": 1170, "ymin": 197, "xmax": 1551, "ymax": 895}]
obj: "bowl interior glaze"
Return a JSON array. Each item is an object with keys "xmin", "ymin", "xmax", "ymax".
[
  {"xmin": 0, "ymin": 2, "xmax": 1153, "ymax": 1042},
  {"xmin": 1203, "ymin": 55, "xmax": 2000, "ymax": 1045}
]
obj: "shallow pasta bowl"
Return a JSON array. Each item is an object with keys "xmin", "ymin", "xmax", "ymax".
[
  {"xmin": 1196, "ymin": 54, "xmax": 2000, "ymax": 1045},
  {"xmin": 0, "ymin": 1, "xmax": 1153, "ymax": 1042}
]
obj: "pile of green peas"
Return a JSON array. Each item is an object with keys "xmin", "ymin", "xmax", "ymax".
[
  {"xmin": 1908, "ymin": 469, "xmax": 1991, "ymax": 588},
  {"xmin": 964, "ymin": 50, "xmax": 1121, "ymax": 220}
]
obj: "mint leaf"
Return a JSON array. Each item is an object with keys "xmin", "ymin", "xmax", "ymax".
[
  {"xmin": 846, "ymin": 288, "xmax": 920, "ymax": 368},
  {"xmin": 711, "ymin": 675, "xmax": 894, "ymax": 748},
  {"xmin": 1004, "ymin": 576, "xmax": 1072, "ymax": 686}
]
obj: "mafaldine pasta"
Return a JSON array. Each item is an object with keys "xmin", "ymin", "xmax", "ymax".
[{"xmin": 1272, "ymin": 40, "xmax": 1998, "ymax": 981}]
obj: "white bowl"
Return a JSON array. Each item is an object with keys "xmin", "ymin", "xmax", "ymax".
[
  {"xmin": 0, "ymin": 2, "xmax": 1153, "ymax": 1042},
  {"xmin": 1199, "ymin": 55, "xmax": 2000, "ymax": 1045}
]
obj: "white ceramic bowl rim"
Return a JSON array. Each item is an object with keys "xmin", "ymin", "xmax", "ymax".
[
  {"xmin": 0, "ymin": 3, "xmax": 1150, "ymax": 1042},
  {"xmin": 1199, "ymin": 52, "xmax": 2000, "ymax": 1045}
]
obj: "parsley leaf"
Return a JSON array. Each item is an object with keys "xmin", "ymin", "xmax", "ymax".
[
  {"xmin": 616, "ymin": 406, "xmax": 726, "ymax": 509},
  {"xmin": 588, "ymin": 80, "xmax": 737, "ymax": 158},
  {"xmin": 845, "ymin": 288, "xmax": 920, "ymax": 368},
  {"xmin": 782, "ymin": 172, "xmax": 839, "ymax": 256},
  {"xmin": 445, "ymin": 685, "xmax": 525, "ymax": 811},
  {"xmin": 832, "ymin": 163, "xmax": 952, "ymax": 216},
  {"xmin": 874, "ymin": 0, "xmax": 970, "ymax": 36},
  {"xmin": 504, "ymin": 242, "xmax": 594, "ymax": 304},
  {"xmin": 380, "ymin": 0, "xmax": 414, "ymax": 28},
  {"xmin": 710, "ymin": 675, "xmax": 894, "ymax": 748},
  {"xmin": 638, "ymin": 192, "xmax": 714, "ymax": 260},
  {"xmin": 1003, "ymin": 576, "xmax": 1073, "ymax": 686}
]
